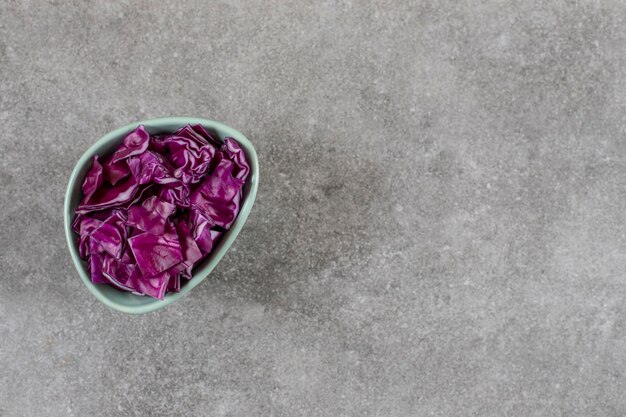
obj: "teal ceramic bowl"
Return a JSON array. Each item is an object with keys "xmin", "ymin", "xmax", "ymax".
[{"xmin": 64, "ymin": 117, "xmax": 259, "ymax": 314}]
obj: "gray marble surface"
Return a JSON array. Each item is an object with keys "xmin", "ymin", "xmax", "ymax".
[{"xmin": 1, "ymin": 1, "xmax": 626, "ymax": 416}]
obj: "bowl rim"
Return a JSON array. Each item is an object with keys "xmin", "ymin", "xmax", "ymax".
[{"xmin": 64, "ymin": 117, "xmax": 259, "ymax": 314}]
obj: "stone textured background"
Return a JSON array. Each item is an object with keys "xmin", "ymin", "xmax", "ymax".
[{"xmin": 1, "ymin": 1, "xmax": 625, "ymax": 416}]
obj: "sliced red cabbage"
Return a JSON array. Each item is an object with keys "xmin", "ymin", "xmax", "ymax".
[
  {"xmin": 132, "ymin": 270, "xmax": 171, "ymax": 300},
  {"xmin": 189, "ymin": 159, "xmax": 243, "ymax": 229},
  {"xmin": 151, "ymin": 130, "xmax": 216, "ymax": 184},
  {"xmin": 77, "ymin": 175, "xmax": 140, "ymax": 214},
  {"xmin": 127, "ymin": 151, "xmax": 177, "ymax": 185},
  {"xmin": 102, "ymin": 253, "xmax": 137, "ymax": 292},
  {"xmin": 75, "ymin": 216, "xmax": 104, "ymax": 258},
  {"xmin": 221, "ymin": 138, "xmax": 250, "ymax": 181},
  {"xmin": 190, "ymin": 124, "xmax": 222, "ymax": 147},
  {"xmin": 82, "ymin": 156, "xmax": 103, "ymax": 202},
  {"xmin": 101, "ymin": 154, "xmax": 130, "ymax": 186},
  {"xmin": 89, "ymin": 252, "xmax": 108, "ymax": 284},
  {"xmin": 188, "ymin": 209, "xmax": 222, "ymax": 254},
  {"xmin": 174, "ymin": 220, "xmax": 203, "ymax": 268},
  {"xmin": 127, "ymin": 196, "xmax": 176, "ymax": 235},
  {"xmin": 111, "ymin": 125, "xmax": 150, "ymax": 163},
  {"xmin": 167, "ymin": 274, "xmax": 181, "ymax": 292},
  {"xmin": 128, "ymin": 223, "xmax": 183, "ymax": 278},
  {"xmin": 89, "ymin": 211, "xmax": 127, "ymax": 260},
  {"xmin": 157, "ymin": 180, "xmax": 190, "ymax": 208},
  {"xmin": 74, "ymin": 124, "xmax": 249, "ymax": 299}
]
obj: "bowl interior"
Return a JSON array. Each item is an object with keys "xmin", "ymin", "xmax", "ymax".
[{"xmin": 64, "ymin": 117, "xmax": 258, "ymax": 314}]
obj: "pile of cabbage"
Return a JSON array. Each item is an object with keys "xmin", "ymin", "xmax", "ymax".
[{"xmin": 72, "ymin": 124, "xmax": 249, "ymax": 299}]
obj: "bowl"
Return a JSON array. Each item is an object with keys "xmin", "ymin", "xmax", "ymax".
[{"xmin": 64, "ymin": 117, "xmax": 259, "ymax": 314}]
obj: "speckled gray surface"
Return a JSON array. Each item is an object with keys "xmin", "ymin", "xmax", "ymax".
[{"xmin": 1, "ymin": 1, "xmax": 626, "ymax": 416}]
